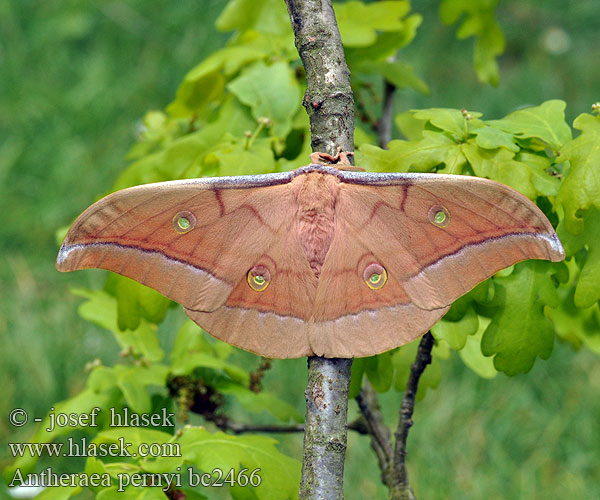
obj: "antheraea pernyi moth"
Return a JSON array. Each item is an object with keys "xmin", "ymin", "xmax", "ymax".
[{"xmin": 57, "ymin": 157, "xmax": 564, "ymax": 358}]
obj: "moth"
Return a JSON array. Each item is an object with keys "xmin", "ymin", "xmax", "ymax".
[{"xmin": 57, "ymin": 154, "xmax": 564, "ymax": 358}]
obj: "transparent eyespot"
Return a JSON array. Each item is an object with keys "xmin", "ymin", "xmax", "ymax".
[
  {"xmin": 172, "ymin": 211, "xmax": 196, "ymax": 234},
  {"xmin": 428, "ymin": 205, "xmax": 450, "ymax": 228},
  {"xmin": 363, "ymin": 263, "xmax": 387, "ymax": 290},
  {"xmin": 247, "ymin": 265, "xmax": 271, "ymax": 292}
]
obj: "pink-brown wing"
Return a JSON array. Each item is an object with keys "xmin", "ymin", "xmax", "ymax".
[
  {"xmin": 309, "ymin": 172, "xmax": 564, "ymax": 358},
  {"xmin": 57, "ymin": 173, "xmax": 316, "ymax": 358}
]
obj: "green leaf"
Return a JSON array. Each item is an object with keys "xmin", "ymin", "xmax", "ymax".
[
  {"xmin": 557, "ymin": 208, "xmax": 600, "ymax": 308},
  {"xmin": 179, "ymin": 428, "xmax": 301, "ymax": 500},
  {"xmin": 138, "ymin": 285, "xmax": 170, "ymax": 325},
  {"xmin": 169, "ymin": 321, "xmax": 248, "ymax": 383},
  {"xmin": 436, "ymin": 144, "xmax": 468, "ymax": 175},
  {"xmin": 35, "ymin": 485, "xmax": 82, "ymax": 499},
  {"xmin": 487, "ymin": 100, "xmax": 571, "ymax": 151},
  {"xmin": 170, "ymin": 320, "xmax": 222, "ymax": 360},
  {"xmin": 218, "ymin": 381, "xmax": 303, "ymax": 422},
  {"xmin": 188, "ymin": 46, "xmax": 268, "ymax": 81},
  {"xmin": 168, "ymin": 30, "xmax": 295, "ymax": 119},
  {"xmin": 462, "ymin": 143, "xmax": 538, "ymax": 199},
  {"xmin": 439, "ymin": 0, "xmax": 505, "ymax": 85},
  {"xmin": 412, "ymin": 108, "xmax": 482, "ymax": 139},
  {"xmin": 96, "ymin": 486, "xmax": 168, "ymax": 500},
  {"xmin": 365, "ymin": 351, "xmax": 393, "ymax": 393},
  {"xmin": 216, "ymin": 0, "xmax": 290, "ymax": 36},
  {"xmin": 444, "ymin": 279, "xmax": 494, "ymax": 321},
  {"xmin": 472, "ymin": 126, "xmax": 518, "ymax": 152},
  {"xmin": 472, "ymin": 12, "xmax": 504, "ymax": 85},
  {"xmin": 481, "ymin": 262, "xmax": 558, "ymax": 375},
  {"xmin": 96, "ymin": 427, "xmax": 175, "ymax": 450},
  {"xmin": 141, "ymin": 453, "xmax": 185, "ymax": 475},
  {"xmin": 95, "ymin": 427, "xmax": 185, "ymax": 477},
  {"xmin": 458, "ymin": 316, "xmax": 497, "ymax": 378},
  {"xmin": 84, "ymin": 457, "xmax": 109, "ymax": 493},
  {"xmin": 114, "ymin": 364, "xmax": 169, "ymax": 413},
  {"xmin": 335, "ymin": 1, "xmax": 410, "ymax": 47},
  {"xmin": 348, "ymin": 357, "xmax": 367, "ymax": 399},
  {"xmin": 228, "ymin": 61, "xmax": 300, "ymax": 137},
  {"xmin": 556, "ymin": 113, "xmax": 600, "ymax": 234},
  {"xmin": 358, "ymin": 132, "xmax": 457, "ymax": 173},
  {"xmin": 127, "ymin": 111, "xmax": 177, "ymax": 157},
  {"xmin": 207, "ymin": 137, "xmax": 276, "ymax": 176},
  {"xmin": 102, "ymin": 462, "xmax": 142, "ymax": 479},
  {"xmin": 354, "ymin": 124, "xmax": 377, "ymax": 148},
  {"xmin": 167, "ymin": 69, "xmax": 225, "ymax": 118},
  {"xmin": 394, "ymin": 111, "xmax": 428, "ymax": 141},
  {"xmin": 73, "ymin": 288, "xmax": 164, "ymax": 362},
  {"xmin": 171, "ymin": 351, "xmax": 249, "ymax": 381},
  {"xmin": 431, "ymin": 307, "xmax": 479, "ymax": 351},
  {"xmin": 519, "ymin": 151, "xmax": 560, "ymax": 197},
  {"xmin": 109, "ymin": 273, "xmax": 170, "ymax": 330},
  {"xmin": 546, "ymin": 259, "xmax": 600, "ymax": 354},
  {"xmin": 115, "ymin": 275, "xmax": 141, "ymax": 331},
  {"xmin": 345, "ymin": 13, "xmax": 422, "ymax": 63}
]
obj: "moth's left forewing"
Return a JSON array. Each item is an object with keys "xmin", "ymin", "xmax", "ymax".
[{"xmin": 57, "ymin": 173, "xmax": 317, "ymax": 358}]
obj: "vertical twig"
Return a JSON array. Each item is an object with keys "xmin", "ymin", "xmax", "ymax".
[
  {"xmin": 355, "ymin": 334, "xmax": 434, "ymax": 500},
  {"xmin": 284, "ymin": 1, "xmax": 354, "ymax": 498},
  {"xmin": 355, "ymin": 380, "xmax": 394, "ymax": 484},
  {"xmin": 379, "ymin": 79, "xmax": 397, "ymax": 148},
  {"xmin": 379, "ymin": 54, "xmax": 398, "ymax": 149},
  {"xmin": 390, "ymin": 332, "xmax": 435, "ymax": 500}
]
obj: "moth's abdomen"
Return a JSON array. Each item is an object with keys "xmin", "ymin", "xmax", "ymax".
[{"xmin": 294, "ymin": 173, "xmax": 338, "ymax": 279}]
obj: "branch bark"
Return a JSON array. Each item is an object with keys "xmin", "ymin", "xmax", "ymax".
[{"xmin": 284, "ymin": 1, "xmax": 355, "ymax": 499}]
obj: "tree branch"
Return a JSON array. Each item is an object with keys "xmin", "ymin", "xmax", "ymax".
[
  {"xmin": 355, "ymin": 380, "xmax": 394, "ymax": 485},
  {"xmin": 284, "ymin": 1, "xmax": 355, "ymax": 499},
  {"xmin": 285, "ymin": 0, "xmax": 354, "ymax": 157},
  {"xmin": 379, "ymin": 79, "xmax": 396, "ymax": 148},
  {"xmin": 390, "ymin": 332, "xmax": 435, "ymax": 500},
  {"xmin": 300, "ymin": 358, "xmax": 353, "ymax": 499},
  {"xmin": 213, "ymin": 417, "xmax": 369, "ymax": 435},
  {"xmin": 379, "ymin": 54, "xmax": 398, "ymax": 149}
]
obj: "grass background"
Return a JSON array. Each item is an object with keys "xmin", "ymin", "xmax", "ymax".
[{"xmin": 1, "ymin": 0, "xmax": 599, "ymax": 498}]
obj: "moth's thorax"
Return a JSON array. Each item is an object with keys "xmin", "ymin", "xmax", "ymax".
[{"xmin": 293, "ymin": 172, "xmax": 339, "ymax": 279}]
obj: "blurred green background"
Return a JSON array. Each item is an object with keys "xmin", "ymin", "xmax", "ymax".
[{"xmin": 1, "ymin": 0, "xmax": 598, "ymax": 499}]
